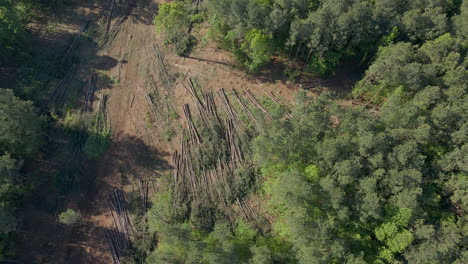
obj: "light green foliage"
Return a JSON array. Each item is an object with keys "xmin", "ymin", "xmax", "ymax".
[
  {"xmin": 375, "ymin": 223, "xmax": 399, "ymax": 241},
  {"xmin": 304, "ymin": 165, "xmax": 320, "ymax": 182},
  {"xmin": 386, "ymin": 229, "xmax": 413, "ymax": 253},
  {"xmin": 153, "ymin": 1, "xmax": 196, "ymax": 56},
  {"xmin": 154, "ymin": 2, "xmax": 189, "ymax": 35},
  {"xmin": 241, "ymin": 29, "xmax": 273, "ymax": 72},
  {"xmin": 58, "ymin": 209, "xmax": 81, "ymax": 225}
]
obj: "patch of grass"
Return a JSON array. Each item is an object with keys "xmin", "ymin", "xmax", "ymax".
[
  {"xmin": 168, "ymin": 107, "xmax": 179, "ymax": 120},
  {"xmin": 109, "ymin": 75, "xmax": 119, "ymax": 86},
  {"xmin": 163, "ymin": 128, "xmax": 176, "ymax": 142},
  {"xmin": 45, "ymin": 21, "xmax": 60, "ymax": 33},
  {"xmin": 145, "ymin": 113, "xmax": 154, "ymax": 128}
]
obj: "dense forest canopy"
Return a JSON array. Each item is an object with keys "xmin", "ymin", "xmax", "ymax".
[{"xmin": 201, "ymin": 0, "xmax": 466, "ymax": 73}]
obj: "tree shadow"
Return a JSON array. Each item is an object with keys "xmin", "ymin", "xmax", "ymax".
[
  {"xmin": 185, "ymin": 56, "xmax": 231, "ymax": 67},
  {"xmin": 94, "ymin": 55, "xmax": 120, "ymax": 70},
  {"xmin": 243, "ymin": 57, "xmax": 364, "ymax": 96},
  {"xmin": 248, "ymin": 58, "xmax": 289, "ymax": 84},
  {"xmin": 102, "ymin": 0, "xmax": 159, "ymax": 26},
  {"xmin": 64, "ymin": 225, "xmax": 132, "ymax": 264},
  {"xmin": 121, "ymin": 0, "xmax": 159, "ymax": 26},
  {"xmin": 108, "ymin": 134, "xmax": 172, "ymax": 183},
  {"xmin": 299, "ymin": 59, "xmax": 365, "ymax": 96}
]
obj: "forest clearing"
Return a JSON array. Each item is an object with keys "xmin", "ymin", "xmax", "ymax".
[{"xmin": 0, "ymin": 0, "xmax": 466, "ymax": 263}]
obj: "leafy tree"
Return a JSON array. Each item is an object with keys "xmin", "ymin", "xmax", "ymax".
[
  {"xmin": 241, "ymin": 29, "xmax": 273, "ymax": 72},
  {"xmin": 353, "ymin": 33, "xmax": 465, "ymax": 103},
  {"xmin": 401, "ymin": 7, "xmax": 448, "ymax": 42},
  {"xmin": 154, "ymin": 1, "xmax": 195, "ymax": 56},
  {"xmin": 0, "ymin": 0, "xmax": 29, "ymax": 63},
  {"xmin": 0, "ymin": 88, "xmax": 42, "ymax": 157}
]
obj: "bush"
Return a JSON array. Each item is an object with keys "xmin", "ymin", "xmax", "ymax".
[
  {"xmin": 154, "ymin": 1, "xmax": 196, "ymax": 56},
  {"xmin": 83, "ymin": 132, "xmax": 109, "ymax": 159},
  {"xmin": 58, "ymin": 209, "xmax": 81, "ymax": 225},
  {"xmin": 175, "ymin": 34, "xmax": 197, "ymax": 56}
]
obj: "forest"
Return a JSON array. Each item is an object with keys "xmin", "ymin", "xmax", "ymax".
[{"xmin": 1, "ymin": 0, "xmax": 467, "ymax": 263}]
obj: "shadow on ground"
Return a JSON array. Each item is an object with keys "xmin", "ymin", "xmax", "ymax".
[{"xmin": 110, "ymin": 134, "xmax": 172, "ymax": 184}]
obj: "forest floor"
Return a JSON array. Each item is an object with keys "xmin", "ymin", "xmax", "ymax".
[{"xmin": 12, "ymin": 0, "xmax": 360, "ymax": 263}]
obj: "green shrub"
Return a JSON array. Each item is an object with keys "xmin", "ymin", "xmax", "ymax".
[{"xmin": 58, "ymin": 209, "xmax": 81, "ymax": 225}]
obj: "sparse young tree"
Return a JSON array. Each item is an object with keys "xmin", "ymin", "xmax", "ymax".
[{"xmin": 58, "ymin": 209, "xmax": 81, "ymax": 225}]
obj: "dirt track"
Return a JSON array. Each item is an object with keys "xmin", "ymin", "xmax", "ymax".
[{"xmin": 62, "ymin": 1, "xmax": 170, "ymax": 263}]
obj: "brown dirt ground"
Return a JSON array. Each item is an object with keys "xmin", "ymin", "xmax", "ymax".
[{"xmin": 15, "ymin": 0, "xmax": 359, "ymax": 263}]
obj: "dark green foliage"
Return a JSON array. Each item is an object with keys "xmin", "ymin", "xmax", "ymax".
[
  {"xmin": 0, "ymin": 89, "xmax": 42, "ymax": 157},
  {"xmin": 0, "ymin": 88, "xmax": 42, "ymax": 260},
  {"xmin": 83, "ymin": 132, "xmax": 109, "ymax": 159},
  {"xmin": 203, "ymin": 0, "xmax": 463, "ymax": 74},
  {"xmin": 252, "ymin": 82, "xmax": 467, "ymax": 263},
  {"xmin": 0, "ymin": 0, "xmax": 29, "ymax": 63},
  {"xmin": 353, "ymin": 33, "xmax": 466, "ymax": 103},
  {"xmin": 0, "ymin": 0, "xmax": 71, "ymax": 64}
]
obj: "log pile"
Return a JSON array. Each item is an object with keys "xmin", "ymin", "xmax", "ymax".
[
  {"xmin": 138, "ymin": 180, "xmax": 150, "ymax": 212},
  {"xmin": 94, "ymin": 93, "xmax": 109, "ymax": 134},
  {"xmin": 225, "ymin": 119, "xmax": 243, "ymax": 166},
  {"xmin": 48, "ymin": 65, "xmax": 76, "ymax": 106},
  {"xmin": 183, "ymin": 104, "xmax": 202, "ymax": 145},
  {"xmin": 217, "ymin": 88, "xmax": 238, "ymax": 122},
  {"xmin": 109, "ymin": 190, "xmax": 134, "ymax": 240},
  {"xmin": 152, "ymin": 44, "xmax": 172, "ymax": 88},
  {"xmin": 83, "ymin": 74, "xmax": 97, "ymax": 112},
  {"xmin": 236, "ymin": 197, "xmax": 263, "ymax": 233},
  {"xmin": 244, "ymin": 89, "xmax": 272, "ymax": 121},
  {"xmin": 269, "ymin": 92, "xmax": 292, "ymax": 118},
  {"xmin": 202, "ymin": 91, "xmax": 219, "ymax": 121},
  {"xmin": 230, "ymin": 88, "xmax": 257, "ymax": 122},
  {"xmin": 105, "ymin": 189, "xmax": 134, "ymax": 263},
  {"xmin": 171, "ymin": 79, "xmax": 249, "ymax": 211},
  {"xmin": 182, "ymin": 78, "xmax": 206, "ymax": 118},
  {"xmin": 171, "ymin": 77, "xmax": 284, "ymax": 229},
  {"xmin": 104, "ymin": 227, "xmax": 125, "ymax": 264},
  {"xmin": 105, "ymin": 0, "xmax": 116, "ymax": 35},
  {"xmin": 101, "ymin": 15, "xmax": 127, "ymax": 48},
  {"xmin": 64, "ymin": 20, "xmax": 90, "ymax": 57},
  {"xmin": 145, "ymin": 94, "xmax": 161, "ymax": 122}
]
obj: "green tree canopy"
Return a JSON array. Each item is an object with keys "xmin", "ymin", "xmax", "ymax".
[{"xmin": 0, "ymin": 88, "xmax": 42, "ymax": 157}]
